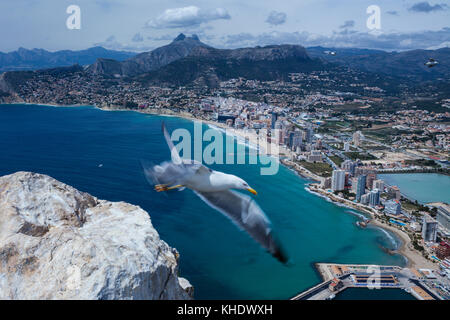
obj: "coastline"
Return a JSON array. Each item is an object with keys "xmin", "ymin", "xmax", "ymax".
[
  {"xmin": 280, "ymin": 159, "xmax": 322, "ymax": 182},
  {"xmin": 4, "ymin": 102, "xmax": 88, "ymax": 108},
  {"xmin": 2, "ymin": 103, "xmax": 318, "ymax": 182},
  {"xmin": 307, "ymin": 184, "xmax": 378, "ymax": 218},
  {"xmin": 368, "ymin": 218, "xmax": 436, "ymax": 269},
  {"xmin": 306, "ymin": 183, "xmax": 437, "ymax": 269},
  {"xmin": 2, "ymin": 102, "xmax": 436, "ymax": 270}
]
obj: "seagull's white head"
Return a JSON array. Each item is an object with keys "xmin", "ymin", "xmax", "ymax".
[{"xmin": 230, "ymin": 176, "xmax": 257, "ymax": 195}]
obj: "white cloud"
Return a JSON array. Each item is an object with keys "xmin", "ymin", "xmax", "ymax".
[
  {"xmin": 386, "ymin": 10, "xmax": 399, "ymax": 16},
  {"xmin": 1, "ymin": 1, "xmax": 449, "ymax": 52},
  {"xmin": 427, "ymin": 41, "xmax": 450, "ymax": 50},
  {"xmin": 265, "ymin": 11, "xmax": 287, "ymax": 26},
  {"xmin": 145, "ymin": 6, "xmax": 230, "ymax": 29},
  {"xmin": 409, "ymin": 2, "xmax": 448, "ymax": 13},
  {"xmin": 400, "ymin": 39, "xmax": 412, "ymax": 47},
  {"xmin": 218, "ymin": 27, "xmax": 450, "ymax": 51},
  {"xmin": 94, "ymin": 35, "xmax": 153, "ymax": 52}
]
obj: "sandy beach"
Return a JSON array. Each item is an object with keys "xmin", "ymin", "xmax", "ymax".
[
  {"xmin": 307, "ymin": 184, "xmax": 437, "ymax": 270},
  {"xmin": 203, "ymin": 120, "xmax": 293, "ymax": 159},
  {"xmin": 369, "ymin": 218, "xmax": 437, "ymax": 269}
]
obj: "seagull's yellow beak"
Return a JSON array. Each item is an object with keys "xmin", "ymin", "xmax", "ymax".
[{"xmin": 247, "ymin": 188, "xmax": 257, "ymax": 195}]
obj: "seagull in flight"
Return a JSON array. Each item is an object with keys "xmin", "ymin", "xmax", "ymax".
[
  {"xmin": 425, "ymin": 58, "xmax": 438, "ymax": 68},
  {"xmin": 142, "ymin": 122, "xmax": 288, "ymax": 263}
]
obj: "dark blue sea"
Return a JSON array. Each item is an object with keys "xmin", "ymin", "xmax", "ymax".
[{"xmin": 0, "ymin": 104, "xmax": 408, "ymax": 299}]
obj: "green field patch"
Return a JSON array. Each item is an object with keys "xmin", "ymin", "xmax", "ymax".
[
  {"xmin": 344, "ymin": 152, "xmax": 377, "ymax": 161},
  {"xmin": 297, "ymin": 160, "xmax": 333, "ymax": 177}
]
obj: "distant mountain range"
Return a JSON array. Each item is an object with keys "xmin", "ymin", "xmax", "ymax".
[
  {"xmin": 87, "ymin": 34, "xmax": 328, "ymax": 86},
  {"xmin": 0, "ymin": 47, "xmax": 136, "ymax": 72},
  {"xmin": 307, "ymin": 46, "xmax": 450, "ymax": 81},
  {"xmin": 86, "ymin": 35, "xmax": 449, "ymax": 84},
  {"xmin": 1, "ymin": 34, "xmax": 449, "ymax": 90}
]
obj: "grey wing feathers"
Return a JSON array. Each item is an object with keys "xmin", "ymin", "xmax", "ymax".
[{"xmin": 195, "ymin": 190, "xmax": 288, "ymax": 263}]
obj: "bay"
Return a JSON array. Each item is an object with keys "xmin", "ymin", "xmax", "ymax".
[{"xmin": 0, "ymin": 104, "xmax": 407, "ymax": 299}]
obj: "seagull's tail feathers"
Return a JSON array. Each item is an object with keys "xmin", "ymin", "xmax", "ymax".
[{"xmin": 141, "ymin": 158, "xmax": 187, "ymax": 188}]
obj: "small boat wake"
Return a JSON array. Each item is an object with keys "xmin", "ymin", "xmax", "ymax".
[{"xmin": 345, "ymin": 209, "xmax": 370, "ymax": 222}]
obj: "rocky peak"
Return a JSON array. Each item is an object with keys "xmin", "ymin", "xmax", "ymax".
[
  {"xmin": 173, "ymin": 33, "xmax": 201, "ymax": 42},
  {"xmin": 173, "ymin": 33, "xmax": 186, "ymax": 42}
]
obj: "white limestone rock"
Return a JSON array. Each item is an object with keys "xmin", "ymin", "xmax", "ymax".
[{"xmin": 0, "ymin": 171, "xmax": 193, "ymax": 300}]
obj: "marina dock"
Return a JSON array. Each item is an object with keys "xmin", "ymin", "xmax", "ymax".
[{"xmin": 290, "ymin": 263, "xmax": 444, "ymax": 300}]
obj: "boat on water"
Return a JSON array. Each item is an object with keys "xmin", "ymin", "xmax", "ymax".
[{"xmin": 356, "ymin": 221, "xmax": 368, "ymax": 228}]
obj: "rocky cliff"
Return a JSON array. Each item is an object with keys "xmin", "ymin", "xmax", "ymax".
[
  {"xmin": 137, "ymin": 43, "xmax": 325, "ymax": 87},
  {"xmin": 0, "ymin": 171, "xmax": 193, "ymax": 300},
  {"xmin": 88, "ymin": 34, "xmax": 210, "ymax": 77}
]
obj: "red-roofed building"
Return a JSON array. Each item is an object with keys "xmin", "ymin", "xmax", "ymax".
[{"xmin": 436, "ymin": 240, "xmax": 450, "ymax": 260}]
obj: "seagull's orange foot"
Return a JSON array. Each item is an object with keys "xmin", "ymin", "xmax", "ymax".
[{"xmin": 154, "ymin": 184, "xmax": 168, "ymax": 192}]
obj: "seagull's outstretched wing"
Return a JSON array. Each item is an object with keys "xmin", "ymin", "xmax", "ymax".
[
  {"xmin": 194, "ymin": 190, "xmax": 288, "ymax": 263},
  {"xmin": 162, "ymin": 122, "xmax": 183, "ymax": 165}
]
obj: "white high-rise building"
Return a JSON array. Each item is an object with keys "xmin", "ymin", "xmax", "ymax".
[
  {"xmin": 344, "ymin": 142, "xmax": 350, "ymax": 152},
  {"xmin": 356, "ymin": 175, "xmax": 367, "ymax": 202},
  {"xmin": 353, "ymin": 131, "xmax": 362, "ymax": 147},
  {"xmin": 331, "ymin": 170, "xmax": 346, "ymax": 192},
  {"xmin": 341, "ymin": 160, "xmax": 356, "ymax": 176},
  {"xmin": 373, "ymin": 179, "xmax": 385, "ymax": 191},
  {"xmin": 307, "ymin": 150, "xmax": 322, "ymax": 162},
  {"xmin": 369, "ymin": 188, "xmax": 380, "ymax": 207},
  {"xmin": 384, "ymin": 199, "xmax": 401, "ymax": 216},
  {"xmin": 360, "ymin": 193, "xmax": 370, "ymax": 205},
  {"xmin": 351, "ymin": 177, "xmax": 358, "ymax": 193},
  {"xmin": 422, "ymin": 216, "xmax": 438, "ymax": 242}
]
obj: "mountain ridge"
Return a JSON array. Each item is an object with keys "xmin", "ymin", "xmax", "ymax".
[
  {"xmin": 88, "ymin": 33, "xmax": 210, "ymax": 77},
  {"xmin": 307, "ymin": 46, "xmax": 450, "ymax": 80},
  {"xmin": 86, "ymin": 33, "xmax": 325, "ymax": 86},
  {"xmin": 135, "ymin": 43, "xmax": 326, "ymax": 87},
  {"xmin": 0, "ymin": 47, "xmax": 136, "ymax": 72},
  {"xmin": 1, "ymin": 34, "xmax": 449, "ymax": 91}
]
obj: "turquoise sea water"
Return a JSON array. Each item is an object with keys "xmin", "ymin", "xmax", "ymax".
[
  {"xmin": 379, "ymin": 173, "xmax": 450, "ymax": 204},
  {"xmin": 0, "ymin": 104, "xmax": 407, "ymax": 299}
]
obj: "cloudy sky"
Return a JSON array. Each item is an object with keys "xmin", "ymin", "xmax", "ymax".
[{"xmin": 1, "ymin": 0, "xmax": 449, "ymax": 52}]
